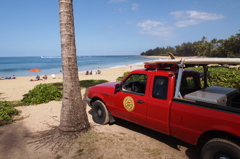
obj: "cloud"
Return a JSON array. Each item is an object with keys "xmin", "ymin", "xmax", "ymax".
[
  {"xmin": 137, "ymin": 20, "xmax": 173, "ymax": 37},
  {"xmin": 175, "ymin": 19, "xmax": 202, "ymax": 27},
  {"xmin": 136, "ymin": 10, "xmax": 224, "ymax": 38},
  {"xmin": 171, "ymin": 10, "xmax": 224, "ymax": 20},
  {"xmin": 170, "ymin": 11, "xmax": 184, "ymax": 19},
  {"xmin": 109, "ymin": 0, "xmax": 127, "ymax": 3},
  {"xmin": 137, "ymin": 20, "xmax": 164, "ymax": 31},
  {"xmin": 131, "ymin": 3, "xmax": 139, "ymax": 10},
  {"xmin": 171, "ymin": 10, "xmax": 225, "ymax": 27},
  {"xmin": 188, "ymin": 11, "xmax": 224, "ymax": 20}
]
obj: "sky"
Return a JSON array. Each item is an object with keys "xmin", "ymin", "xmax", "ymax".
[{"xmin": 0, "ymin": 0, "xmax": 239, "ymax": 57}]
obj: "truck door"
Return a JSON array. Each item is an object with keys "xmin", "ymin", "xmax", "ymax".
[
  {"xmin": 113, "ymin": 73, "xmax": 148, "ymax": 126},
  {"xmin": 147, "ymin": 75, "xmax": 172, "ymax": 135}
]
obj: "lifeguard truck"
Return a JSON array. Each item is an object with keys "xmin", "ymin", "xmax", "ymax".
[{"xmin": 87, "ymin": 58, "xmax": 240, "ymax": 159}]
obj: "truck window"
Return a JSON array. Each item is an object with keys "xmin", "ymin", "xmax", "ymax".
[
  {"xmin": 122, "ymin": 74, "xmax": 147, "ymax": 94},
  {"xmin": 177, "ymin": 73, "xmax": 201, "ymax": 96},
  {"xmin": 152, "ymin": 76, "xmax": 168, "ymax": 100}
]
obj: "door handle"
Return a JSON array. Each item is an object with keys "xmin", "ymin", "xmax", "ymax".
[{"xmin": 138, "ymin": 100, "xmax": 144, "ymax": 104}]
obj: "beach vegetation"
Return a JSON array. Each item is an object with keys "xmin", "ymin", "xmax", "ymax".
[
  {"xmin": 0, "ymin": 101, "xmax": 21, "ymax": 125},
  {"xmin": 21, "ymin": 83, "xmax": 62, "ymax": 105},
  {"xmin": 52, "ymin": 79, "xmax": 109, "ymax": 89},
  {"xmin": 0, "ymin": 79, "xmax": 108, "ymax": 125},
  {"xmin": 140, "ymin": 30, "xmax": 240, "ymax": 57},
  {"xmin": 116, "ymin": 71, "xmax": 130, "ymax": 81},
  {"xmin": 17, "ymin": 79, "xmax": 108, "ymax": 106},
  {"xmin": 118, "ymin": 66, "xmax": 240, "ymax": 90},
  {"xmin": 116, "ymin": 71, "xmax": 146, "ymax": 82},
  {"xmin": 79, "ymin": 79, "xmax": 109, "ymax": 88},
  {"xmin": 186, "ymin": 66, "xmax": 240, "ymax": 90}
]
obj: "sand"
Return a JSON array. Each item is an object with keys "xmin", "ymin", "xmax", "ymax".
[
  {"xmin": 0, "ymin": 62, "xmax": 198, "ymax": 158},
  {"xmin": 0, "ymin": 66, "xmax": 136, "ymax": 101}
]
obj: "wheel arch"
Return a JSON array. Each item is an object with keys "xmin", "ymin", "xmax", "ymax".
[
  {"xmin": 90, "ymin": 96, "xmax": 103, "ymax": 106},
  {"xmin": 197, "ymin": 130, "xmax": 240, "ymax": 149},
  {"xmin": 90, "ymin": 96, "xmax": 115, "ymax": 123}
]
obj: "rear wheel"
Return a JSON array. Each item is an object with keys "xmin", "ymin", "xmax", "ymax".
[
  {"xmin": 92, "ymin": 100, "xmax": 109, "ymax": 125},
  {"xmin": 201, "ymin": 138, "xmax": 240, "ymax": 159}
]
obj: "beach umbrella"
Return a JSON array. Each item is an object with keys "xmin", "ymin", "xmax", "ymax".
[
  {"xmin": 28, "ymin": 68, "xmax": 41, "ymax": 75},
  {"xmin": 28, "ymin": 68, "xmax": 41, "ymax": 72}
]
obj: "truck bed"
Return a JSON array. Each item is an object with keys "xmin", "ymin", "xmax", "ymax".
[{"xmin": 184, "ymin": 86, "xmax": 237, "ymax": 106}]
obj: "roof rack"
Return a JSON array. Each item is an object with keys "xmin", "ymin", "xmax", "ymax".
[{"xmin": 144, "ymin": 58, "xmax": 240, "ymax": 69}]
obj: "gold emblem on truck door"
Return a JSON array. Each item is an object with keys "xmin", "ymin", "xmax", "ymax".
[{"xmin": 123, "ymin": 96, "xmax": 135, "ymax": 111}]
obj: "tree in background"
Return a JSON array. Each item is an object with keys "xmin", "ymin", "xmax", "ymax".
[
  {"xmin": 175, "ymin": 42, "xmax": 196, "ymax": 56},
  {"xmin": 140, "ymin": 30, "xmax": 240, "ymax": 57}
]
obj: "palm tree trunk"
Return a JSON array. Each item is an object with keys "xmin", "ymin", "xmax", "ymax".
[{"xmin": 58, "ymin": 0, "xmax": 90, "ymax": 133}]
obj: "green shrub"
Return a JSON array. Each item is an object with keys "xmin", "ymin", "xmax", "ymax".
[
  {"xmin": 21, "ymin": 83, "xmax": 62, "ymax": 105},
  {"xmin": 0, "ymin": 101, "xmax": 21, "ymax": 124},
  {"xmin": 80, "ymin": 79, "xmax": 108, "ymax": 87},
  {"xmin": 187, "ymin": 66, "xmax": 240, "ymax": 89},
  {"xmin": 116, "ymin": 72, "xmax": 130, "ymax": 81},
  {"xmin": 52, "ymin": 80, "xmax": 109, "ymax": 89},
  {"xmin": 21, "ymin": 80, "xmax": 108, "ymax": 106},
  {"xmin": 117, "ymin": 67, "xmax": 240, "ymax": 89}
]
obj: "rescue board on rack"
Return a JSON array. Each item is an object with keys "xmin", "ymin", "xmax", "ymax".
[
  {"xmin": 183, "ymin": 58, "xmax": 240, "ymax": 65},
  {"xmin": 144, "ymin": 58, "xmax": 240, "ymax": 69}
]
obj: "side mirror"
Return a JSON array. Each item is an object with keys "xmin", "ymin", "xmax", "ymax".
[{"xmin": 115, "ymin": 84, "xmax": 121, "ymax": 91}]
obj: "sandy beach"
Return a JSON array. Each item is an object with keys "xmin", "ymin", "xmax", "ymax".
[
  {"xmin": 0, "ymin": 66, "xmax": 138, "ymax": 101},
  {"xmin": 0, "ymin": 61, "xmax": 197, "ymax": 159}
]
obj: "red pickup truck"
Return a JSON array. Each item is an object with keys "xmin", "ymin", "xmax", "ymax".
[{"xmin": 87, "ymin": 58, "xmax": 240, "ymax": 159}]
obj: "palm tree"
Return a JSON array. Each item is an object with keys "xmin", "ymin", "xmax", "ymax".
[{"xmin": 58, "ymin": 0, "xmax": 90, "ymax": 133}]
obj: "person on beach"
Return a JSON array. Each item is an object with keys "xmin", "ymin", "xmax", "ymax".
[
  {"xmin": 97, "ymin": 67, "xmax": 101, "ymax": 74},
  {"xmin": 30, "ymin": 75, "xmax": 40, "ymax": 81},
  {"xmin": 42, "ymin": 74, "xmax": 47, "ymax": 81},
  {"xmin": 85, "ymin": 70, "xmax": 89, "ymax": 75},
  {"xmin": 36, "ymin": 75, "xmax": 40, "ymax": 80}
]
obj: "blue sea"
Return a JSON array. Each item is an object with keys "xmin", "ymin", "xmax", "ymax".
[{"xmin": 0, "ymin": 55, "xmax": 158, "ymax": 77}]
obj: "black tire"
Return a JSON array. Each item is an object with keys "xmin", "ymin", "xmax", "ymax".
[
  {"xmin": 92, "ymin": 100, "xmax": 109, "ymax": 125},
  {"xmin": 201, "ymin": 138, "xmax": 240, "ymax": 159}
]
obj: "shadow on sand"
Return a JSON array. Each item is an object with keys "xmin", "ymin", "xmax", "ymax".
[
  {"xmin": 0, "ymin": 122, "xmax": 31, "ymax": 158},
  {"xmin": 111, "ymin": 117, "xmax": 200, "ymax": 159}
]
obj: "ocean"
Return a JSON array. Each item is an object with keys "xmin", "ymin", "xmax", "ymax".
[{"xmin": 0, "ymin": 55, "xmax": 158, "ymax": 77}]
